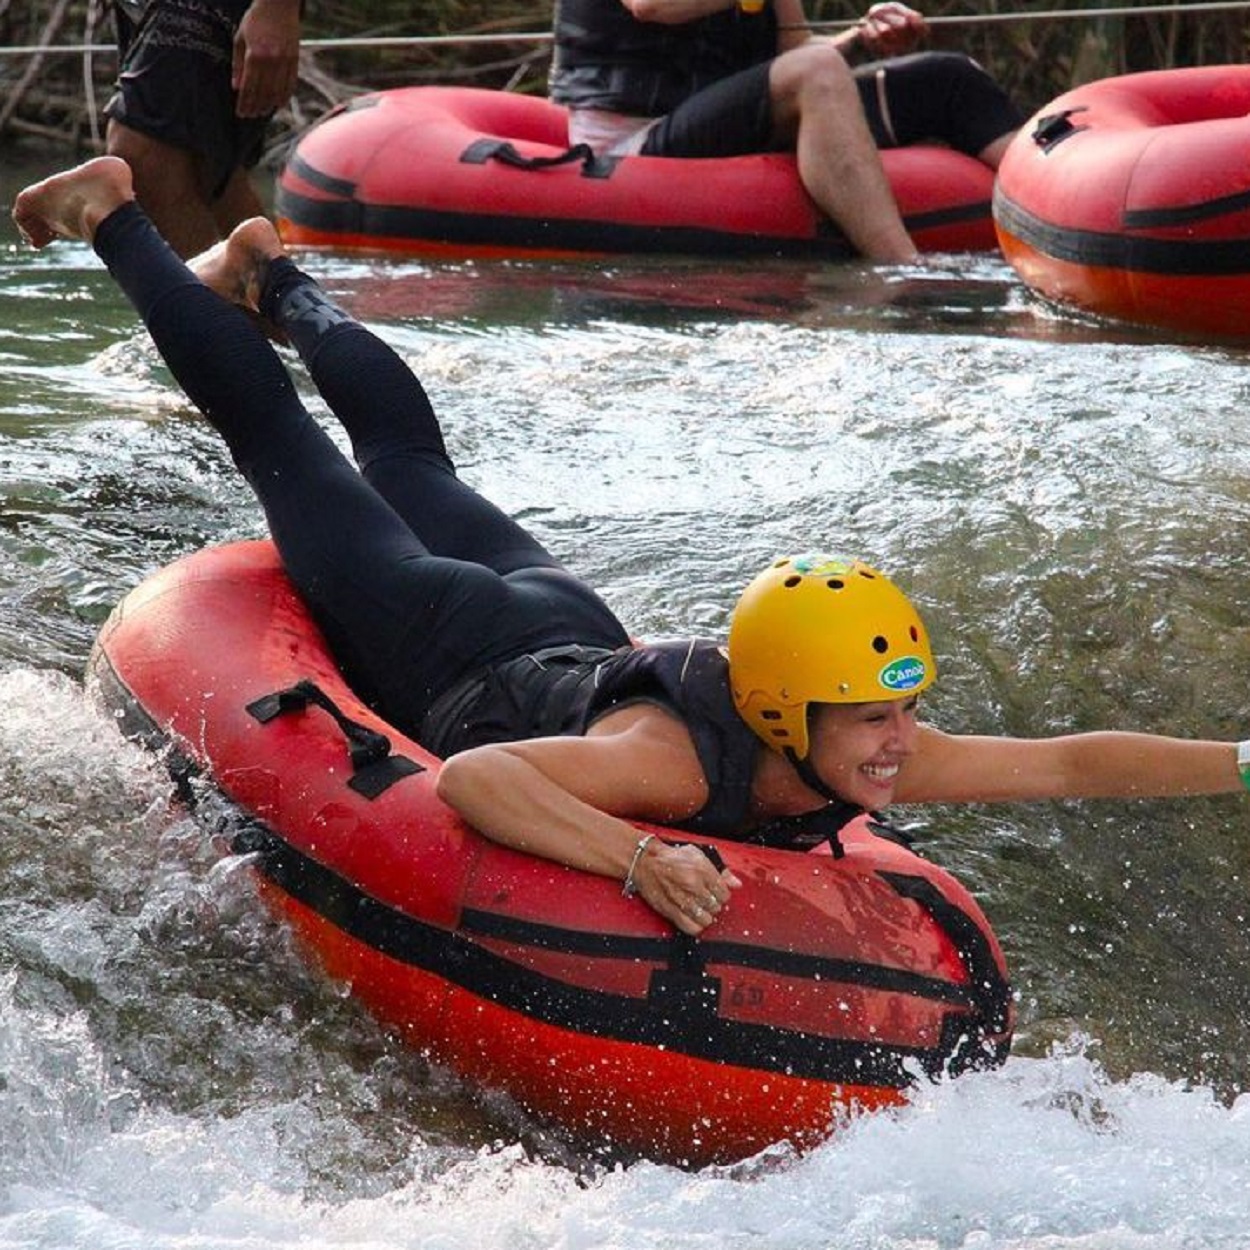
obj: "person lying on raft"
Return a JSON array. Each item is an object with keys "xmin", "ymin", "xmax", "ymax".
[{"xmin": 16, "ymin": 158, "xmax": 1250, "ymax": 938}]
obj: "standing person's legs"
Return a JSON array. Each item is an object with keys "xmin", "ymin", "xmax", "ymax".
[
  {"xmin": 210, "ymin": 167, "xmax": 269, "ymax": 238},
  {"xmin": 103, "ymin": 125, "xmax": 242, "ymax": 258},
  {"xmin": 104, "ymin": 0, "xmax": 269, "ymax": 256}
]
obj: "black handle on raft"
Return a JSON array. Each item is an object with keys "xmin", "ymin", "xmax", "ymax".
[
  {"xmin": 647, "ymin": 931, "xmax": 723, "ymax": 1031},
  {"xmin": 1030, "ymin": 106, "xmax": 1088, "ymax": 154},
  {"xmin": 640, "ymin": 839, "xmax": 728, "ymax": 1026},
  {"xmin": 246, "ymin": 678, "xmax": 424, "ymax": 799},
  {"xmin": 458, "ymin": 138, "xmax": 621, "ymax": 180},
  {"xmin": 698, "ymin": 842, "xmax": 726, "ymax": 873},
  {"xmin": 878, "ymin": 870, "xmax": 1013, "ymax": 1077}
]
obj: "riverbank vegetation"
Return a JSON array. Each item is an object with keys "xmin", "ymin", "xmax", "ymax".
[{"xmin": 2, "ymin": 0, "xmax": 1247, "ymax": 161}]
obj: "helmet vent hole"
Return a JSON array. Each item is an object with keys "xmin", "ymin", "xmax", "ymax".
[
  {"xmin": 760, "ymin": 710, "xmax": 782, "ymax": 721},
  {"xmin": 910, "ymin": 625, "xmax": 919, "ymax": 642},
  {"xmin": 872, "ymin": 635, "xmax": 889, "ymax": 654},
  {"xmin": 826, "ymin": 578, "xmax": 844, "ymax": 590},
  {"xmin": 783, "ymin": 575, "xmax": 802, "ymax": 589},
  {"xmin": 860, "ymin": 570, "xmax": 876, "ymax": 580}
]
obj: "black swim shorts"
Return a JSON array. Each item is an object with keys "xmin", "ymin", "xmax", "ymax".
[
  {"xmin": 104, "ymin": 0, "xmax": 269, "ymax": 199},
  {"xmin": 640, "ymin": 51, "xmax": 1022, "ymax": 160},
  {"xmin": 640, "ymin": 62, "xmax": 777, "ymax": 159}
]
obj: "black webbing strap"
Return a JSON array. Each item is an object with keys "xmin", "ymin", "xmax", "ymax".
[
  {"xmin": 1031, "ymin": 106, "xmax": 1088, "ymax": 153},
  {"xmin": 746, "ymin": 799, "xmax": 865, "ymax": 856},
  {"xmin": 246, "ymin": 679, "xmax": 424, "ymax": 799},
  {"xmin": 878, "ymin": 870, "xmax": 1013, "ymax": 1076},
  {"xmin": 643, "ymin": 839, "xmax": 728, "ymax": 1030},
  {"xmin": 459, "ymin": 138, "xmax": 621, "ymax": 180},
  {"xmin": 783, "ymin": 747, "xmax": 855, "ymax": 857}
]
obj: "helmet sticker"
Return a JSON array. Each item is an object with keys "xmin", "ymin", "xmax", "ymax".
[
  {"xmin": 878, "ymin": 655, "xmax": 927, "ymax": 692},
  {"xmin": 791, "ymin": 554, "xmax": 856, "ymax": 578}
]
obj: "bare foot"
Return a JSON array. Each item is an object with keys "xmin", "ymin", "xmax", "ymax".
[
  {"xmin": 12, "ymin": 156, "xmax": 135, "ymax": 248},
  {"xmin": 188, "ymin": 216, "xmax": 285, "ymax": 314}
]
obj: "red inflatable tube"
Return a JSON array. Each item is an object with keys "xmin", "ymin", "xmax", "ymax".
[
  {"xmin": 89, "ymin": 540, "xmax": 1012, "ymax": 1167},
  {"xmin": 277, "ymin": 85, "xmax": 998, "ymax": 260},
  {"xmin": 994, "ymin": 65, "xmax": 1250, "ymax": 340}
]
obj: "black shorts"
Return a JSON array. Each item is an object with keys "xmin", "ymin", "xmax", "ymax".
[
  {"xmin": 640, "ymin": 51, "xmax": 1023, "ymax": 161},
  {"xmin": 640, "ymin": 62, "xmax": 777, "ymax": 159},
  {"xmin": 104, "ymin": 0, "xmax": 269, "ymax": 199}
]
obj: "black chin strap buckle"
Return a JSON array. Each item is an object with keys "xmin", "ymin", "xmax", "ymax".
[{"xmin": 781, "ymin": 748, "xmax": 857, "ymax": 857}]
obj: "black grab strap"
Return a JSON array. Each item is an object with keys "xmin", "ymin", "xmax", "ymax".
[
  {"xmin": 644, "ymin": 839, "xmax": 728, "ymax": 1032},
  {"xmin": 246, "ymin": 679, "xmax": 424, "ymax": 799},
  {"xmin": 459, "ymin": 138, "xmax": 621, "ymax": 180},
  {"xmin": 878, "ymin": 870, "xmax": 1013, "ymax": 1076},
  {"xmin": 746, "ymin": 798, "xmax": 865, "ymax": 857},
  {"xmin": 647, "ymin": 929, "xmax": 723, "ymax": 1038},
  {"xmin": 1031, "ymin": 106, "xmax": 1088, "ymax": 153}
]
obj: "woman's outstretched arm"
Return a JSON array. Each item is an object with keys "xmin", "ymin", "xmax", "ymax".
[{"xmin": 897, "ymin": 724, "xmax": 1243, "ymax": 805}]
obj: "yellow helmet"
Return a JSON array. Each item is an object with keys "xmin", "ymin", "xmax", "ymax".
[{"xmin": 727, "ymin": 553, "xmax": 936, "ymax": 759}]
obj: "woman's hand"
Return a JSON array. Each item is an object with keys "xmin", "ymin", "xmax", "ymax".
[
  {"xmin": 856, "ymin": 2, "xmax": 927, "ymax": 58},
  {"xmin": 632, "ymin": 838, "xmax": 743, "ymax": 936},
  {"xmin": 436, "ymin": 706, "xmax": 748, "ymax": 937}
]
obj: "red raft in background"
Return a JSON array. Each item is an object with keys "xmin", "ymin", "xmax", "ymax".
[
  {"xmin": 276, "ymin": 85, "xmax": 999, "ymax": 260},
  {"xmin": 993, "ymin": 66, "xmax": 1250, "ymax": 340},
  {"xmin": 88, "ymin": 540, "xmax": 1012, "ymax": 1167}
]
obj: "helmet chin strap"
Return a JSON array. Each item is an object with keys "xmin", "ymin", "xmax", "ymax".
[
  {"xmin": 783, "ymin": 746, "xmax": 856, "ymax": 807},
  {"xmin": 781, "ymin": 746, "xmax": 862, "ymax": 859}
]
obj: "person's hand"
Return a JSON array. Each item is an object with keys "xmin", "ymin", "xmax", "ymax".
[
  {"xmin": 856, "ymin": 2, "xmax": 927, "ymax": 58},
  {"xmin": 233, "ymin": 0, "xmax": 301, "ymax": 118},
  {"xmin": 633, "ymin": 839, "xmax": 743, "ymax": 936}
]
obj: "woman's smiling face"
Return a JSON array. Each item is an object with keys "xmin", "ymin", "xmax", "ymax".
[{"xmin": 806, "ymin": 696, "xmax": 920, "ymax": 808}]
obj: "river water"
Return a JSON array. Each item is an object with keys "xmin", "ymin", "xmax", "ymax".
[{"xmin": 3, "ymin": 151, "xmax": 1250, "ymax": 1248}]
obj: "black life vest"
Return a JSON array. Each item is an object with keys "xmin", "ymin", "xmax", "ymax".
[
  {"xmin": 421, "ymin": 640, "xmax": 862, "ymax": 849},
  {"xmin": 550, "ymin": 0, "xmax": 777, "ymax": 117}
]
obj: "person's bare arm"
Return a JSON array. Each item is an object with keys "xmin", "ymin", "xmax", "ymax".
[
  {"xmin": 776, "ymin": 1, "xmax": 926, "ymax": 60},
  {"xmin": 895, "ymin": 723, "xmax": 1243, "ymax": 805},
  {"xmin": 233, "ymin": 0, "xmax": 301, "ymax": 118},
  {"xmin": 435, "ymin": 704, "xmax": 742, "ymax": 934},
  {"xmin": 843, "ymin": 3, "xmax": 927, "ymax": 57},
  {"xmin": 619, "ymin": 0, "xmax": 926, "ymax": 54}
]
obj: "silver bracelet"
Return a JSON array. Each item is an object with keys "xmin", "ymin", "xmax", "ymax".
[{"xmin": 621, "ymin": 833, "xmax": 657, "ymax": 898}]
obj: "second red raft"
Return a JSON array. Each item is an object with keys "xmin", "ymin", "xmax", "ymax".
[
  {"xmin": 277, "ymin": 85, "xmax": 998, "ymax": 259},
  {"xmin": 993, "ymin": 65, "xmax": 1250, "ymax": 339}
]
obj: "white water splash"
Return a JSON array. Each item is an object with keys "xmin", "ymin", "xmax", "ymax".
[
  {"xmin": 0, "ymin": 1029, "xmax": 1248, "ymax": 1250},
  {"xmin": 0, "ymin": 672, "xmax": 1243, "ymax": 1250}
]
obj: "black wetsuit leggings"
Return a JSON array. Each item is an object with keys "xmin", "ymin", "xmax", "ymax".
[{"xmin": 93, "ymin": 203, "xmax": 631, "ymax": 734}]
